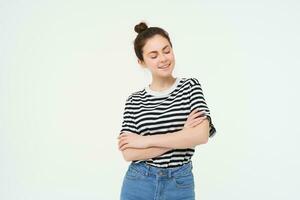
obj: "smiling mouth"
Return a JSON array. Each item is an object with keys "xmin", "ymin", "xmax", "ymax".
[{"xmin": 159, "ymin": 63, "xmax": 170, "ymax": 69}]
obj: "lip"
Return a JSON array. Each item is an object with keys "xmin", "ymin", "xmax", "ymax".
[{"xmin": 158, "ymin": 63, "xmax": 170, "ymax": 69}]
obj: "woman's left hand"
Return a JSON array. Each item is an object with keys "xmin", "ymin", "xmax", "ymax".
[{"xmin": 118, "ymin": 132, "xmax": 150, "ymax": 151}]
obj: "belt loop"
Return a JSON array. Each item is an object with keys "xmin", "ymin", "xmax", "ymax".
[
  {"xmin": 145, "ymin": 163, "xmax": 150, "ymax": 176},
  {"xmin": 168, "ymin": 170, "xmax": 172, "ymax": 178}
]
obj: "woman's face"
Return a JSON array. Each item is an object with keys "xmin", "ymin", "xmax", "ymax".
[{"xmin": 139, "ymin": 34, "xmax": 175, "ymax": 78}]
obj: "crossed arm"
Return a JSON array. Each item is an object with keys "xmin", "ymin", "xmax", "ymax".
[
  {"xmin": 119, "ymin": 119, "xmax": 210, "ymax": 161},
  {"xmin": 120, "ymin": 147, "xmax": 172, "ymax": 162}
]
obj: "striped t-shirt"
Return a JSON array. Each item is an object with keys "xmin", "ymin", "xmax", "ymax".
[{"xmin": 119, "ymin": 77, "xmax": 216, "ymax": 168}]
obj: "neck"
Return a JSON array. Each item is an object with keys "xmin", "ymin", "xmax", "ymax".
[{"xmin": 149, "ymin": 76, "xmax": 176, "ymax": 92}]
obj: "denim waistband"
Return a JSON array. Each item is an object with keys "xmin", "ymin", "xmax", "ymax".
[{"xmin": 128, "ymin": 161, "xmax": 193, "ymax": 178}]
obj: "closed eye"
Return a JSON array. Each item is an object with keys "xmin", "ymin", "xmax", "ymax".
[{"xmin": 150, "ymin": 51, "xmax": 170, "ymax": 59}]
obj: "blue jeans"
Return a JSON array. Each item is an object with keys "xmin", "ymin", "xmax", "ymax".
[{"xmin": 120, "ymin": 161, "xmax": 195, "ymax": 200}]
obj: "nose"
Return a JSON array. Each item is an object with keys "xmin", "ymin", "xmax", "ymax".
[{"xmin": 159, "ymin": 53, "xmax": 168, "ymax": 63}]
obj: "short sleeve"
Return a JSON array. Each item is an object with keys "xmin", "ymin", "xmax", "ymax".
[
  {"xmin": 119, "ymin": 95, "xmax": 139, "ymax": 135},
  {"xmin": 189, "ymin": 78, "xmax": 217, "ymax": 138}
]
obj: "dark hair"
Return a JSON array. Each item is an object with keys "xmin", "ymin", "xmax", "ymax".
[{"xmin": 133, "ymin": 21, "xmax": 173, "ymax": 62}]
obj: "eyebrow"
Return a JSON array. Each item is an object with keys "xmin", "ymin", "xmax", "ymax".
[{"xmin": 146, "ymin": 45, "xmax": 170, "ymax": 55}]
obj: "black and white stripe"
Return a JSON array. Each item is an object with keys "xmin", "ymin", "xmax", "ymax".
[{"xmin": 120, "ymin": 77, "xmax": 216, "ymax": 168}]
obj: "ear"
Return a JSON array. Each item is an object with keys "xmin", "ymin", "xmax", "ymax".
[{"xmin": 138, "ymin": 59, "xmax": 147, "ymax": 68}]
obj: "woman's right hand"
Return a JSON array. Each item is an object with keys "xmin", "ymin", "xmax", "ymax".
[{"xmin": 183, "ymin": 109, "xmax": 207, "ymax": 129}]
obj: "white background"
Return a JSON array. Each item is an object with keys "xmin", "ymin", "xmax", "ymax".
[{"xmin": 1, "ymin": 0, "xmax": 299, "ymax": 199}]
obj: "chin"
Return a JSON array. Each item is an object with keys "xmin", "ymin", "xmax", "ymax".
[{"xmin": 158, "ymin": 71, "xmax": 174, "ymax": 78}]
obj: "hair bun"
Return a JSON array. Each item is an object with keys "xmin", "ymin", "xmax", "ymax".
[{"xmin": 134, "ymin": 22, "xmax": 148, "ymax": 34}]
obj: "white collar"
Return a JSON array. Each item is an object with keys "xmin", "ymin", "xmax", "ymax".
[{"xmin": 145, "ymin": 77, "xmax": 181, "ymax": 97}]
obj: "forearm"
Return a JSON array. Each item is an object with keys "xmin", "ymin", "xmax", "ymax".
[
  {"xmin": 147, "ymin": 120, "xmax": 210, "ymax": 149},
  {"xmin": 121, "ymin": 146, "xmax": 172, "ymax": 162}
]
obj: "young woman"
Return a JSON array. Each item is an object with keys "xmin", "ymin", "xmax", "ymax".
[{"xmin": 117, "ymin": 22, "xmax": 216, "ymax": 200}]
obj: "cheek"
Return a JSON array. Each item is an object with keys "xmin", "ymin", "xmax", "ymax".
[
  {"xmin": 168, "ymin": 52, "xmax": 175, "ymax": 60},
  {"xmin": 145, "ymin": 59, "xmax": 159, "ymax": 67}
]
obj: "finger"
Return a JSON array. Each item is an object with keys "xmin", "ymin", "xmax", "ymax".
[
  {"xmin": 193, "ymin": 113, "xmax": 207, "ymax": 122},
  {"xmin": 117, "ymin": 136, "xmax": 123, "ymax": 143},
  {"xmin": 118, "ymin": 133, "xmax": 128, "ymax": 140},
  {"xmin": 119, "ymin": 137, "xmax": 127, "ymax": 144},
  {"xmin": 188, "ymin": 109, "xmax": 199, "ymax": 117},
  {"xmin": 185, "ymin": 110, "xmax": 205, "ymax": 127},
  {"xmin": 121, "ymin": 132, "xmax": 130, "ymax": 136},
  {"xmin": 119, "ymin": 131, "xmax": 129, "ymax": 136},
  {"xmin": 190, "ymin": 116, "xmax": 207, "ymax": 127},
  {"xmin": 187, "ymin": 111, "xmax": 203, "ymax": 123},
  {"xmin": 190, "ymin": 109, "xmax": 198, "ymax": 115},
  {"xmin": 185, "ymin": 112, "xmax": 201, "ymax": 127},
  {"xmin": 190, "ymin": 119, "xmax": 203, "ymax": 127},
  {"xmin": 120, "ymin": 143, "xmax": 129, "ymax": 151},
  {"xmin": 188, "ymin": 119, "xmax": 202, "ymax": 128},
  {"xmin": 187, "ymin": 109, "xmax": 198, "ymax": 118},
  {"xmin": 198, "ymin": 115, "xmax": 207, "ymax": 121},
  {"xmin": 118, "ymin": 133, "xmax": 127, "ymax": 138},
  {"xmin": 186, "ymin": 120, "xmax": 194, "ymax": 126},
  {"xmin": 118, "ymin": 138, "xmax": 127, "ymax": 149},
  {"xmin": 188, "ymin": 109, "xmax": 202, "ymax": 118},
  {"xmin": 186, "ymin": 117, "xmax": 201, "ymax": 128},
  {"xmin": 117, "ymin": 132, "xmax": 128, "ymax": 138},
  {"xmin": 193, "ymin": 109, "xmax": 205, "ymax": 116},
  {"xmin": 191, "ymin": 111, "xmax": 203, "ymax": 119},
  {"xmin": 190, "ymin": 109, "xmax": 204, "ymax": 114},
  {"xmin": 119, "ymin": 141, "xmax": 126, "ymax": 150}
]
